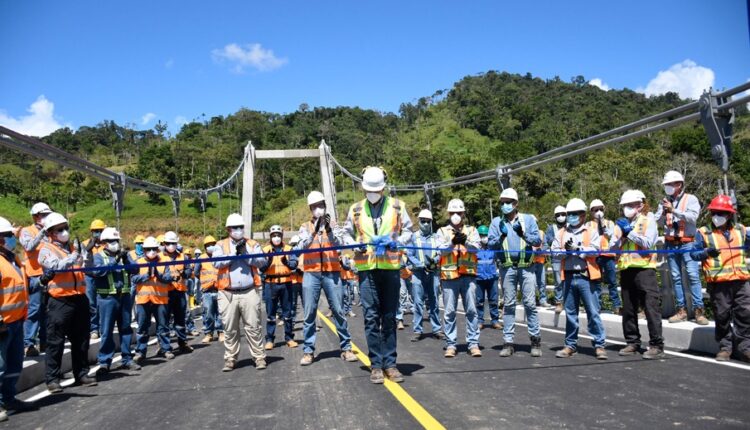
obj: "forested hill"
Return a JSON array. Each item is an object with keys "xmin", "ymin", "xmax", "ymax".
[{"xmin": 1, "ymin": 71, "xmax": 748, "ymax": 241}]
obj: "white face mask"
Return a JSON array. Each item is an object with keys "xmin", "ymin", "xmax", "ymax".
[
  {"xmin": 555, "ymin": 215, "xmax": 566, "ymax": 223},
  {"xmin": 271, "ymin": 236, "xmax": 282, "ymax": 246},
  {"xmin": 146, "ymin": 250, "xmax": 158, "ymax": 259},
  {"xmin": 165, "ymin": 244, "xmax": 177, "ymax": 253},
  {"xmin": 623, "ymin": 206, "xmax": 638, "ymax": 219},
  {"xmin": 594, "ymin": 210, "xmax": 604, "ymax": 219},
  {"xmin": 664, "ymin": 185, "xmax": 676, "ymax": 196},
  {"xmin": 106, "ymin": 242, "xmax": 120, "ymax": 253},
  {"xmin": 312, "ymin": 207, "xmax": 325, "ymax": 219},
  {"xmin": 480, "ymin": 237, "xmax": 488, "ymax": 245},
  {"xmin": 230, "ymin": 228, "xmax": 244, "ymax": 240},
  {"xmin": 712, "ymin": 215, "xmax": 728, "ymax": 227},
  {"xmin": 366, "ymin": 192, "xmax": 382, "ymax": 204},
  {"xmin": 55, "ymin": 230, "xmax": 70, "ymax": 243},
  {"xmin": 450, "ymin": 214, "xmax": 462, "ymax": 225}
]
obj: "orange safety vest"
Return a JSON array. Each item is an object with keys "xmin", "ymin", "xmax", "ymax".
[
  {"xmin": 300, "ymin": 221, "xmax": 341, "ymax": 272},
  {"xmin": 160, "ymin": 251, "xmax": 187, "ymax": 292},
  {"xmin": 438, "ymin": 225, "xmax": 478, "ymax": 281},
  {"xmin": 290, "ymin": 270, "xmax": 303, "ymax": 284},
  {"xmin": 532, "ymin": 245, "xmax": 546, "ymax": 264},
  {"xmin": 134, "ymin": 256, "xmax": 170, "ymax": 305},
  {"xmin": 198, "ymin": 254, "xmax": 218, "ymax": 291},
  {"xmin": 665, "ymin": 194, "xmax": 694, "ymax": 242},
  {"xmin": 0, "ymin": 255, "xmax": 29, "ymax": 324},
  {"xmin": 616, "ymin": 214, "xmax": 658, "ymax": 270},
  {"xmin": 340, "ymin": 258, "xmax": 357, "ymax": 281},
  {"xmin": 262, "ymin": 243, "xmax": 293, "ymax": 284},
  {"xmin": 83, "ymin": 238, "xmax": 105, "ymax": 256},
  {"xmin": 399, "ymin": 252, "xmax": 413, "ymax": 280},
  {"xmin": 698, "ymin": 224, "xmax": 750, "ymax": 283},
  {"xmin": 39, "ymin": 241, "xmax": 86, "ymax": 298},
  {"xmin": 557, "ymin": 227, "xmax": 602, "ymax": 281},
  {"xmin": 586, "ymin": 219, "xmax": 620, "ymax": 258},
  {"xmin": 20, "ymin": 224, "xmax": 44, "ymax": 277},
  {"xmin": 215, "ymin": 238, "xmax": 261, "ymax": 290}
]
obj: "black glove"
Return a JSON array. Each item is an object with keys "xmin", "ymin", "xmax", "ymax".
[
  {"xmin": 235, "ymin": 239, "xmax": 247, "ymax": 255},
  {"xmin": 314, "ymin": 216, "xmax": 323, "ymax": 233},
  {"xmin": 513, "ymin": 222, "xmax": 524, "ymax": 237},
  {"xmin": 118, "ymin": 249, "xmax": 129, "ymax": 263},
  {"xmin": 281, "ymin": 255, "xmax": 289, "ymax": 266},
  {"xmin": 324, "ymin": 213, "xmax": 332, "ymax": 231},
  {"xmin": 597, "ymin": 219, "xmax": 605, "ymax": 236},
  {"xmin": 148, "ymin": 265, "xmax": 155, "ymax": 278},
  {"xmin": 452, "ymin": 231, "xmax": 467, "ymax": 245},
  {"xmin": 706, "ymin": 247, "xmax": 720, "ymax": 258},
  {"xmin": 39, "ymin": 270, "xmax": 54, "ymax": 286},
  {"xmin": 564, "ymin": 237, "xmax": 576, "ymax": 252}
]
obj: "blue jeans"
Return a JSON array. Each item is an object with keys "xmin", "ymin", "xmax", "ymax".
[
  {"xmin": 167, "ymin": 290, "xmax": 188, "ymax": 343},
  {"xmin": 594, "ymin": 257, "xmax": 622, "ymax": 309},
  {"xmin": 667, "ymin": 242, "xmax": 704, "ymax": 310},
  {"xmin": 342, "ymin": 280, "xmax": 356, "ymax": 313},
  {"xmin": 97, "ymin": 293, "xmax": 134, "ymax": 366},
  {"xmin": 136, "ymin": 302, "xmax": 171, "ymax": 354},
  {"xmin": 359, "ymin": 269, "xmax": 400, "ymax": 369},
  {"xmin": 476, "ymin": 277, "xmax": 500, "ymax": 324},
  {"xmin": 202, "ymin": 290, "xmax": 223, "ymax": 334},
  {"xmin": 411, "ymin": 269, "xmax": 442, "ymax": 334},
  {"xmin": 396, "ymin": 277, "xmax": 413, "ymax": 321},
  {"xmin": 501, "ymin": 266, "xmax": 541, "ymax": 343},
  {"xmin": 551, "ymin": 261, "xmax": 564, "ymax": 304},
  {"xmin": 442, "ymin": 277, "xmax": 480, "ymax": 349},
  {"xmin": 563, "ymin": 274, "xmax": 606, "ymax": 349},
  {"xmin": 302, "ymin": 272, "xmax": 351, "ymax": 354},
  {"xmin": 532, "ymin": 263, "xmax": 548, "ymax": 305},
  {"xmin": 0, "ymin": 320, "xmax": 24, "ymax": 404},
  {"xmin": 23, "ymin": 276, "xmax": 47, "ymax": 348},
  {"xmin": 265, "ymin": 282, "xmax": 294, "ymax": 342},
  {"xmin": 85, "ymin": 275, "xmax": 99, "ymax": 334},
  {"xmin": 291, "ymin": 283, "xmax": 302, "ymax": 321}
]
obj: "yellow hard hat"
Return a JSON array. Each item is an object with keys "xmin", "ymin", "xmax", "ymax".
[
  {"xmin": 134, "ymin": 234, "xmax": 146, "ymax": 244},
  {"xmin": 90, "ymin": 219, "xmax": 106, "ymax": 230},
  {"xmin": 157, "ymin": 234, "xmax": 165, "ymax": 244},
  {"xmin": 203, "ymin": 235, "xmax": 217, "ymax": 245}
]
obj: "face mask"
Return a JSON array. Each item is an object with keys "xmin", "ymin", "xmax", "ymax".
[
  {"xmin": 107, "ymin": 242, "xmax": 120, "ymax": 253},
  {"xmin": 2, "ymin": 236, "xmax": 17, "ymax": 252},
  {"xmin": 135, "ymin": 244, "xmax": 143, "ymax": 255},
  {"xmin": 567, "ymin": 214, "xmax": 581, "ymax": 226},
  {"xmin": 158, "ymin": 245, "xmax": 165, "ymax": 253},
  {"xmin": 165, "ymin": 244, "xmax": 177, "ymax": 253},
  {"xmin": 92, "ymin": 231, "xmax": 102, "ymax": 239},
  {"xmin": 450, "ymin": 214, "xmax": 462, "ymax": 225},
  {"xmin": 623, "ymin": 206, "xmax": 638, "ymax": 219},
  {"xmin": 230, "ymin": 228, "xmax": 244, "ymax": 240},
  {"xmin": 555, "ymin": 215, "xmax": 566, "ymax": 223},
  {"xmin": 366, "ymin": 192, "xmax": 381, "ymax": 204},
  {"xmin": 480, "ymin": 237, "xmax": 488, "ymax": 245},
  {"xmin": 501, "ymin": 203, "xmax": 514, "ymax": 215},
  {"xmin": 593, "ymin": 210, "xmax": 604, "ymax": 219},
  {"xmin": 312, "ymin": 207, "xmax": 325, "ymax": 219},
  {"xmin": 271, "ymin": 237, "xmax": 282, "ymax": 246},
  {"xmin": 419, "ymin": 222, "xmax": 432, "ymax": 235},
  {"xmin": 664, "ymin": 185, "xmax": 675, "ymax": 196},
  {"xmin": 146, "ymin": 250, "xmax": 158, "ymax": 259},
  {"xmin": 55, "ymin": 230, "xmax": 70, "ymax": 243},
  {"xmin": 712, "ymin": 215, "xmax": 728, "ymax": 227}
]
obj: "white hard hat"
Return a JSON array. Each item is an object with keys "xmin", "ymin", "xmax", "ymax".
[
  {"xmin": 362, "ymin": 167, "xmax": 386, "ymax": 192},
  {"xmin": 270, "ymin": 225, "xmax": 283, "ymax": 234},
  {"xmin": 100, "ymin": 227, "xmax": 120, "ymax": 241},
  {"xmin": 620, "ymin": 190, "xmax": 643, "ymax": 205},
  {"xmin": 163, "ymin": 231, "xmax": 179, "ymax": 243},
  {"xmin": 0, "ymin": 217, "xmax": 13, "ymax": 234},
  {"xmin": 566, "ymin": 198, "xmax": 587, "ymax": 213},
  {"xmin": 43, "ymin": 212, "xmax": 68, "ymax": 230},
  {"xmin": 307, "ymin": 191, "xmax": 325, "ymax": 206},
  {"xmin": 194, "ymin": 248, "xmax": 202, "ymax": 255},
  {"xmin": 417, "ymin": 209, "xmax": 433, "ymax": 220},
  {"xmin": 446, "ymin": 199, "xmax": 465, "ymax": 213},
  {"xmin": 589, "ymin": 199, "xmax": 605, "ymax": 210},
  {"xmin": 30, "ymin": 202, "xmax": 52, "ymax": 216},
  {"xmin": 500, "ymin": 188, "xmax": 519, "ymax": 201},
  {"xmin": 143, "ymin": 236, "xmax": 159, "ymax": 248},
  {"xmin": 633, "ymin": 190, "xmax": 646, "ymax": 201},
  {"xmin": 662, "ymin": 170, "xmax": 684, "ymax": 184},
  {"xmin": 554, "ymin": 205, "xmax": 567, "ymax": 215},
  {"xmin": 225, "ymin": 213, "xmax": 245, "ymax": 228},
  {"xmin": 289, "ymin": 235, "xmax": 301, "ymax": 246}
]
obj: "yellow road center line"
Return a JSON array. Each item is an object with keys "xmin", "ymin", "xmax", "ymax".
[{"xmin": 317, "ymin": 311, "xmax": 446, "ymax": 430}]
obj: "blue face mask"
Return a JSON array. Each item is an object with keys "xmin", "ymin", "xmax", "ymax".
[
  {"xmin": 501, "ymin": 203, "xmax": 514, "ymax": 215},
  {"xmin": 135, "ymin": 244, "xmax": 144, "ymax": 255},
  {"xmin": 567, "ymin": 214, "xmax": 581, "ymax": 226},
  {"xmin": 3, "ymin": 236, "xmax": 17, "ymax": 252}
]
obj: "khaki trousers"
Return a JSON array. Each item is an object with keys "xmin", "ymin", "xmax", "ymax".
[{"xmin": 218, "ymin": 288, "xmax": 265, "ymax": 362}]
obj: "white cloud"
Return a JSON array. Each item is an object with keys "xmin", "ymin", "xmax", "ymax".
[
  {"xmin": 0, "ymin": 95, "xmax": 69, "ymax": 137},
  {"xmin": 211, "ymin": 43, "xmax": 288, "ymax": 73},
  {"xmin": 589, "ymin": 78, "xmax": 610, "ymax": 91},
  {"xmin": 141, "ymin": 112, "xmax": 156, "ymax": 125},
  {"xmin": 637, "ymin": 59, "xmax": 714, "ymax": 100},
  {"xmin": 174, "ymin": 115, "xmax": 188, "ymax": 126}
]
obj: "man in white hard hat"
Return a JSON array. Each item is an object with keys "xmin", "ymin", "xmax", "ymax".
[
  {"xmin": 339, "ymin": 253, "xmax": 358, "ymax": 317},
  {"xmin": 613, "ymin": 190, "xmax": 665, "ymax": 359},
  {"xmin": 261, "ymin": 225, "xmax": 299, "ymax": 350},
  {"xmin": 544, "ymin": 205, "xmax": 568, "ymax": 313},
  {"xmin": 405, "ymin": 209, "xmax": 443, "ymax": 342},
  {"xmin": 338, "ymin": 166, "xmax": 413, "ymax": 383},
  {"xmin": 655, "ymin": 170, "xmax": 706, "ymax": 325},
  {"xmin": 295, "ymin": 191, "xmax": 357, "ymax": 366},
  {"xmin": 20, "ymin": 202, "xmax": 52, "ymax": 357},
  {"xmin": 288, "ymin": 235, "xmax": 304, "ymax": 323},
  {"xmin": 212, "ymin": 213, "xmax": 269, "ymax": 370},
  {"xmin": 551, "ymin": 198, "xmax": 607, "ymax": 360},
  {"xmin": 198, "ymin": 236, "xmax": 224, "ymax": 344},
  {"xmin": 488, "ymin": 187, "xmax": 543, "ymax": 358},
  {"xmin": 0, "ymin": 216, "xmax": 37, "ymax": 420},
  {"xmin": 587, "ymin": 199, "xmax": 622, "ymax": 314},
  {"xmin": 160, "ymin": 231, "xmax": 193, "ymax": 355}
]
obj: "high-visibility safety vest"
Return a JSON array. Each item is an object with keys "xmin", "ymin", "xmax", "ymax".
[
  {"xmin": 82, "ymin": 238, "xmax": 105, "ymax": 258},
  {"xmin": 349, "ymin": 196, "xmax": 404, "ymax": 271},
  {"xmin": 39, "ymin": 241, "xmax": 85, "ymax": 298},
  {"xmin": 198, "ymin": 254, "xmax": 218, "ymax": 291},
  {"xmin": 616, "ymin": 214, "xmax": 657, "ymax": 270},
  {"xmin": 438, "ymin": 225, "xmax": 479, "ymax": 281},
  {"xmin": 557, "ymin": 227, "xmax": 602, "ymax": 281},
  {"xmin": 134, "ymin": 256, "xmax": 170, "ymax": 305},
  {"xmin": 95, "ymin": 252, "xmax": 130, "ymax": 295},
  {"xmin": 340, "ymin": 258, "xmax": 357, "ymax": 281},
  {"xmin": 665, "ymin": 194, "xmax": 694, "ymax": 242},
  {"xmin": 160, "ymin": 251, "xmax": 187, "ymax": 292},
  {"xmin": 586, "ymin": 219, "xmax": 619, "ymax": 258},
  {"xmin": 216, "ymin": 238, "xmax": 261, "ymax": 290},
  {"xmin": 262, "ymin": 244, "xmax": 293, "ymax": 283},
  {"xmin": 0, "ymin": 255, "xmax": 29, "ymax": 324},
  {"xmin": 300, "ymin": 221, "xmax": 341, "ymax": 272},
  {"xmin": 20, "ymin": 224, "xmax": 44, "ymax": 277},
  {"xmin": 532, "ymin": 245, "xmax": 546, "ymax": 264},
  {"xmin": 399, "ymin": 252, "xmax": 413, "ymax": 280},
  {"xmin": 500, "ymin": 215, "xmax": 533, "ymax": 268},
  {"xmin": 128, "ymin": 250, "xmax": 143, "ymax": 263},
  {"xmin": 290, "ymin": 270, "xmax": 303, "ymax": 284},
  {"xmin": 413, "ymin": 234, "xmax": 437, "ymax": 266},
  {"xmin": 698, "ymin": 224, "xmax": 750, "ymax": 283}
]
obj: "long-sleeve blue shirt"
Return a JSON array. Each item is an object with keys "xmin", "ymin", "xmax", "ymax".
[
  {"xmin": 90, "ymin": 250, "xmax": 140, "ymax": 292},
  {"xmin": 476, "ymin": 248, "xmax": 499, "ymax": 280},
  {"xmin": 406, "ymin": 232, "xmax": 439, "ymax": 269},
  {"xmin": 487, "ymin": 213, "xmax": 542, "ymax": 264}
]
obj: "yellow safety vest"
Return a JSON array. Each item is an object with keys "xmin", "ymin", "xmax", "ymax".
[{"xmin": 349, "ymin": 196, "xmax": 404, "ymax": 271}]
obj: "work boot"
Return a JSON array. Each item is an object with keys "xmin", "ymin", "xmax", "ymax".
[
  {"xmin": 277, "ymin": 319, "xmax": 284, "ymax": 326},
  {"xmin": 78, "ymin": 375, "xmax": 98, "ymax": 387},
  {"xmin": 133, "ymin": 353, "xmax": 144, "ymax": 365},
  {"xmin": 46, "ymin": 381, "xmax": 63, "ymax": 394},
  {"xmin": 178, "ymin": 343, "xmax": 194, "ymax": 354},
  {"xmin": 498, "ymin": 343, "xmax": 515, "ymax": 357},
  {"xmin": 325, "ymin": 310, "xmax": 333, "ymax": 318},
  {"xmin": 341, "ymin": 350, "xmax": 358, "ymax": 362},
  {"xmin": 491, "ymin": 321, "xmax": 503, "ymax": 330},
  {"xmin": 433, "ymin": 331, "xmax": 445, "ymax": 340},
  {"xmin": 95, "ymin": 366, "xmax": 110, "ymax": 376},
  {"xmin": 286, "ymin": 339, "xmax": 299, "ymax": 348},
  {"xmin": 554, "ymin": 304, "xmax": 563, "ymax": 314},
  {"xmin": 638, "ymin": 311, "xmax": 646, "ymax": 320},
  {"xmin": 347, "ymin": 311, "xmax": 356, "ymax": 317},
  {"xmin": 612, "ymin": 307, "xmax": 621, "ymax": 316},
  {"xmin": 530, "ymin": 336, "xmax": 542, "ymax": 357},
  {"xmin": 202, "ymin": 334, "xmax": 213, "ymax": 344},
  {"xmin": 742, "ymin": 351, "xmax": 750, "ymax": 363},
  {"xmin": 189, "ymin": 329, "xmax": 200, "ymax": 336},
  {"xmin": 668, "ymin": 307, "xmax": 687, "ymax": 323},
  {"xmin": 595, "ymin": 348, "xmax": 608, "ymax": 360},
  {"xmin": 90, "ymin": 332, "xmax": 100, "ymax": 340},
  {"xmin": 694, "ymin": 308, "xmax": 709, "ymax": 326},
  {"xmin": 384, "ymin": 367, "xmax": 404, "ymax": 383},
  {"xmin": 397, "ymin": 320, "xmax": 405, "ymax": 330},
  {"xmin": 158, "ymin": 349, "xmax": 175, "ymax": 360},
  {"xmin": 410, "ymin": 333, "xmax": 423, "ymax": 342},
  {"xmin": 555, "ymin": 346, "xmax": 576, "ymax": 358},
  {"xmin": 4, "ymin": 399, "xmax": 38, "ymax": 412},
  {"xmin": 619, "ymin": 344, "xmax": 640, "ymax": 356},
  {"xmin": 222, "ymin": 360, "xmax": 235, "ymax": 372},
  {"xmin": 300, "ymin": 353, "xmax": 314, "ymax": 366},
  {"xmin": 370, "ymin": 368, "xmax": 385, "ymax": 384},
  {"xmin": 255, "ymin": 358, "xmax": 267, "ymax": 370},
  {"xmin": 643, "ymin": 346, "xmax": 666, "ymax": 360},
  {"xmin": 120, "ymin": 361, "xmax": 142, "ymax": 371},
  {"xmin": 265, "ymin": 341, "xmax": 274, "ymax": 350},
  {"xmin": 715, "ymin": 349, "xmax": 731, "ymax": 362},
  {"xmin": 444, "ymin": 347, "xmax": 457, "ymax": 358},
  {"xmin": 218, "ymin": 332, "xmax": 226, "ymax": 342},
  {"xmin": 469, "ymin": 346, "xmax": 482, "ymax": 357},
  {"xmin": 25, "ymin": 345, "xmax": 40, "ymax": 357},
  {"xmin": 0, "ymin": 407, "xmax": 6, "ymax": 423}
]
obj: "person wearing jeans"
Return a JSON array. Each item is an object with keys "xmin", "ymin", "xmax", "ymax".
[
  {"xmin": 588, "ymin": 199, "xmax": 623, "ymax": 313},
  {"xmin": 262, "ymin": 225, "xmax": 299, "ymax": 350},
  {"xmin": 197, "ymin": 237, "xmax": 224, "ymax": 343},
  {"xmin": 475, "ymin": 225, "xmax": 501, "ymax": 330},
  {"xmin": 544, "ymin": 206, "xmax": 567, "ymax": 313},
  {"xmin": 406, "ymin": 209, "xmax": 443, "ymax": 342}
]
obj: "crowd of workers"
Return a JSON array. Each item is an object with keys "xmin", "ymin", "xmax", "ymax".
[{"xmin": 0, "ymin": 167, "xmax": 749, "ymax": 422}]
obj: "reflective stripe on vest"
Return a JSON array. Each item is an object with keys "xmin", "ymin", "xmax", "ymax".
[
  {"xmin": 134, "ymin": 256, "xmax": 170, "ymax": 305},
  {"xmin": 21, "ymin": 225, "xmax": 44, "ymax": 276},
  {"xmin": 585, "ymin": 219, "xmax": 618, "ymax": 258},
  {"xmin": 0, "ymin": 256, "xmax": 28, "ymax": 324},
  {"xmin": 415, "ymin": 235, "xmax": 436, "ymax": 265},
  {"xmin": 263, "ymin": 244, "xmax": 293, "ymax": 283},
  {"xmin": 616, "ymin": 215, "xmax": 657, "ymax": 269},
  {"xmin": 350, "ymin": 197, "xmax": 403, "ymax": 271},
  {"xmin": 216, "ymin": 238, "xmax": 260, "ymax": 290},
  {"xmin": 300, "ymin": 222, "xmax": 341, "ymax": 272},
  {"xmin": 160, "ymin": 251, "xmax": 186, "ymax": 292},
  {"xmin": 96, "ymin": 252, "xmax": 130, "ymax": 294},
  {"xmin": 40, "ymin": 242, "xmax": 85, "ymax": 298},
  {"xmin": 559, "ymin": 227, "xmax": 602, "ymax": 281},
  {"xmin": 439, "ymin": 226, "xmax": 478, "ymax": 280},
  {"xmin": 199, "ymin": 255, "xmax": 218, "ymax": 290},
  {"xmin": 700, "ymin": 225, "xmax": 750, "ymax": 283},
  {"xmin": 501, "ymin": 215, "xmax": 531, "ymax": 268},
  {"xmin": 665, "ymin": 194, "xmax": 692, "ymax": 241}
]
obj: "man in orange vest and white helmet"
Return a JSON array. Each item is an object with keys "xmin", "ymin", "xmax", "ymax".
[
  {"xmin": 262, "ymin": 225, "xmax": 299, "ymax": 350},
  {"xmin": 83, "ymin": 219, "xmax": 107, "ymax": 340},
  {"xmin": 690, "ymin": 195, "xmax": 750, "ymax": 362},
  {"xmin": 198, "ymin": 235, "xmax": 224, "ymax": 344},
  {"xmin": 19, "ymin": 202, "xmax": 52, "ymax": 357}
]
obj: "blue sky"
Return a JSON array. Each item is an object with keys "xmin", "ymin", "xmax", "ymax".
[{"xmin": 1, "ymin": 0, "xmax": 748, "ymax": 136}]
